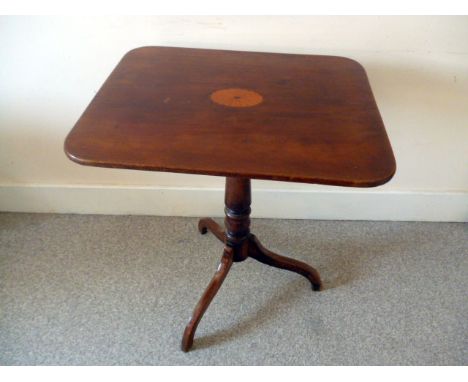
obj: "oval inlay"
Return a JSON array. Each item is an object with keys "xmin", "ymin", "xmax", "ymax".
[{"xmin": 210, "ymin": 88, "xmax": 263, "ymax": 108}]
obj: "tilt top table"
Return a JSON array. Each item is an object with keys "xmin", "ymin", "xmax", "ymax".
[{"xmin": 65, "ymin": 46, "xmax": 396, "ymax": 352}]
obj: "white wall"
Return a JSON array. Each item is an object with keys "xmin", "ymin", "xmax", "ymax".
[{"xmin": 1, "ymin": 16, "xmax": 467, "ymax": 221}]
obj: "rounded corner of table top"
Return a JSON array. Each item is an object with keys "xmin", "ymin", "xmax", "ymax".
[
  {"xmin": 122, "ymin": 46, "xmax": 180, "ymax": 60},
  {"xmin": 330, "ymin": 55, "xmax": 367, "ymax": 71},
  {"xmin": 123, "ymin": 46, "xmax": 158, "ymax": 57},
  {"xmin": 360, "ymin": 168, "xmax": 397, "ymax": 188},
  {"xmin": 63, "ymin": 132, "xmax": 88, "ymax": 167},
  {"xmin": 356, "ymin": 157, "xmax": 397, "ymax": 188}
]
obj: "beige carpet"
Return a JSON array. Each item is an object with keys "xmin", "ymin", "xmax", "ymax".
[{"xmin": 0, "ymin": 213, "xmax": 466, "ymax": 365}]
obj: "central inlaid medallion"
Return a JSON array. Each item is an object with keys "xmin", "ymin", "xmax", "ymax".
[{"xmin": 210, "ymin": 88, "xmax": 263, "ymax": 108}]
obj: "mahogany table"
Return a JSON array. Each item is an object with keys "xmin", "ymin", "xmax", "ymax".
[{"xmin": 64, "ymin": 46, "xmax": 396, "ymax": 352}]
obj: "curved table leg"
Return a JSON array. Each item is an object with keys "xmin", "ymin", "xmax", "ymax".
[
  {"xmin": 248, "ymin": 234, "xmax": 322, "ymax": 291},
  {"xmin": 181, "ymin": 247, "xmax": 234, "ymax": 352},
  {"xmin": 198, "ymin": 218, "xmax": 225, "ymax": 243}
]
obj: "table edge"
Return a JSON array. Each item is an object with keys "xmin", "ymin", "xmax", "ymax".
[{"xmin": 64, "ymin": 141, "xmax": 396, "ymax": 188}]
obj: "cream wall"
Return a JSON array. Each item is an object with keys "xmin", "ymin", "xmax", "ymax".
[{"xmin": 1, "ymin": 16, "xmax": 467, "ymax": 220}]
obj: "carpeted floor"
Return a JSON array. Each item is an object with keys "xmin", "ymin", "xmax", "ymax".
[{"xmin": 0, "ymin": 212, "xmax": 466, "ymax": 365}]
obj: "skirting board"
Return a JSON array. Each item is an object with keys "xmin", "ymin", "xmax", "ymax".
[{"xmin": 0, "ymin": 184, "xmax": 467, "ymax": 222}]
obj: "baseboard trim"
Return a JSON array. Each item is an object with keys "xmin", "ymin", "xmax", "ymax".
[{"xmin": 0, "ymin": 184, "xmax": 466, "ymax": 222}]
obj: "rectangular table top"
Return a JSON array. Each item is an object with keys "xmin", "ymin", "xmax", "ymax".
[{"xmin": 65, "ymin": 46, "xmax": 396, "ymax": 187}]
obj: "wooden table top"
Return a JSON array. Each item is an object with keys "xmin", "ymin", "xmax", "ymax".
[{"xmin": 65, "ymin": 46, "xmax": 396, "ymax": 187}]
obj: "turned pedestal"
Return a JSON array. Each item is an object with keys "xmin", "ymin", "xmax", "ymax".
[{"xmin": 181, "ymin": 177, "xmax": 322, "ymax": 351}]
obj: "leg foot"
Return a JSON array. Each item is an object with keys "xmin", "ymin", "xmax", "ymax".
[
  {"xmin": 181, "ymin": 247, "xmax": 234, "ymax": 352},
  {"xmin": 198, "ymin": 218, "xmax": 225, "ymax": 243},
  {"xmin": 248, "ymin": 234, "xmax": 322, "ymax": 291}
]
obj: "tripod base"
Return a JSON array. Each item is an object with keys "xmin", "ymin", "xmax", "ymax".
[{"xmin": 181, "ymin": 214, "xmax": 322, "ymax": 352}]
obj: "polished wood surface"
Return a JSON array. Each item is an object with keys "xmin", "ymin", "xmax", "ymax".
[
  {"xmin": 249, "ymin": 234, "xmax": 321, "ymax": 291},
  {"xmin": 198, "ymin": 218, "xmax": 225, "ymax": 243},
  {"xmin": 182, "ymin": 246, "xmax": 234, "ymax": 352},
  {"xmin": 65, "ymin": 46, "xmax": 395, "ymax": 187},
  {"xmin": 181, "ymin": 177, "xmax": 322, "ymax": 351}
]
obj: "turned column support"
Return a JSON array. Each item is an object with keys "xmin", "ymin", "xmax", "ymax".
[{"xmin": 224, "ymin": 177, "xmax": 251, "ymax": 262}]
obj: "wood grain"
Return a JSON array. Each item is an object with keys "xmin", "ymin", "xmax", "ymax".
[{"xmin": 65, "ymin": 46, "xmax": 396, "ymax": 187}]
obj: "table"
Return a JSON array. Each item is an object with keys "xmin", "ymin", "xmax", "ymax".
[{"xmin": 64, "ymin": 46, "xmax": 396, "ymax": 352}]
